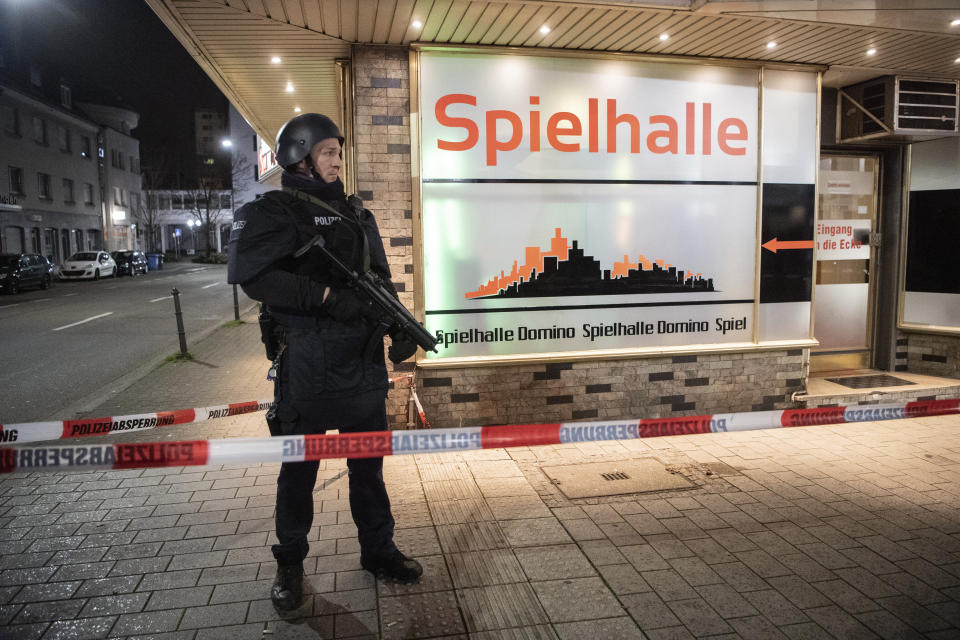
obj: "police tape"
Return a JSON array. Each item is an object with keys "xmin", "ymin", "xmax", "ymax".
[
  {"xmin": 0, "ymin": 374, "xmax": 418, "ymax": 446},
  {"xmin": 1, "ymin": 398, "xmax": 956, "ymax": 474},
  {"xmin": 0, "ymin": 400, "xmax": 275, "ymax": 445},
  {"xmin": 409, "ymin": 387, "xmax": 432, "ymax": 428}
]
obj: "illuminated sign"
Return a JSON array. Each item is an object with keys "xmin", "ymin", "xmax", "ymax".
[{"xmin": 418, "ymin": 51, "xmax": 817, "ymax": 359}]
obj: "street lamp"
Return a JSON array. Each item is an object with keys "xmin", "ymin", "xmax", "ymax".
[{"xmin": 221, "ymin": 139, "xmax": 233, "ymax": 149}]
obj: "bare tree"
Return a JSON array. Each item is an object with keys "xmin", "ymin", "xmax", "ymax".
[
  {"xmin": 186, "ymin": 151, "xmax": 251, "ymax": 258},
  {"xmin": 138, "ymin": 154, "xmax": 173, "ymax": 252}
]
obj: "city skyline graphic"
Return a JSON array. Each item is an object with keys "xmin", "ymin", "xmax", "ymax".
[{"xmin": 465, "ymin": 228, "xmax": 716, "ymax": 299}]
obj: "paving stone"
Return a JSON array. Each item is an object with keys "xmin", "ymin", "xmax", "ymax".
[
  {"xmin": 743, "ymin": 589, "xmax": 810, "ymax": 625},
  {"xmin": 110, "ymin": 609, "xmax": 184, "ymax": 636},
  {"xmin": 727, "ymin": 615, "xmax": 792, "ymax": 639},
  {"xmin": 375, "ymin": 554, "xmax": 452, "ymax": 596},
  {"xmin": 315, "ymin": 587, "xmax": 376, "ymax": 614},
  {"xmin": 51, "ymin": 562, "xmax": 115, "ymax": 581},
  {"xmin": 554, "ymin": 617, "xmax": 642, "ymax": 639},
  {"xmin": 813, "ymin": 578, "xmax": 883, "ymax": 614},
  {"xmin": 49, "ymin": 548, "xmax": 109, "ymax": 565},
  {"xmin": 78, "ymin": 591, "xmax": 151, "ymax": 618},
  {"xmin": 3, "ymin": 622, "xmax": 47, "ymax": 640},
  {"xmin": 514, "ymin": 544, "xmax": 596, "ymax": 581},
  {"xmin": 805, "ymin": 604, "xmax": 884, "ymax": 639},
  {"xmin": 193, "ymin": 622, "xmax": 264, "ymax": 640},
  {"xmin": 392, "ymin": 526, "xmax": 441, "ymax": 557},
  {"xmin": 42, "ymin": 615, "xmax": 116, "ymax": 640},
  {"xmin": 597, "ymin": 563, "xmax": 651, "ymax": 595},
  {"xmin": 457, "ymin": 582, "xmax": 549, "ymax": 632},
  {"xmin": 446, "ymin": 549, "xmax": 524, "ymax": 588},
  {"xmin": 74, "ymin": 575, "xmax": 141, "ymax": 598},
  {"xmin": 667, "ymin": 596, "xmax": 733, "ymax": 636},
  {"xmin": 136, "ymin": 568, "xmax": 200, "ymax": 591},
  {"xmin": 578, "ymin": 539, "xmax": 627, "ymax": 565},
  {"xmin": 621, "ymin": 591, "xmax": 681, "ymax": 629},
  {"xmin": 695, "ymin": 582, "xmax": 759, "ymax": 618},
  {"xmin": 533, "ymin": 577, "xmax": 625, "ymax": 622},
  {"xmin": 13, "ymin": 599, "xmax": 86, "ymax": 623},
  {"xmin": 145, "ymin": 585, "xmax": 215, "ymax": 610},
  {"xmin": 734, "ymin": 549, "xmax": 793, "ymax": 578},
  {"xmin": 471, "ymin": 625, "xmax": 558, "ymax": 639},
  {"xmin": 197, "ymin": 564, "xmax": 260, "ymax": 586},
  {"xmin": 620, "ymin": 544, "xmax": 671, "ymax": 572},
  {"xmin": 876, "ymin": 595, "xmax": 953, "ymax": 632},
  {"xmin": 179, "ymin": 602, "xmax": 249, "ymax": 629},
  {"xmin": 380, "ymin": 589, "xmax": 464, "ymax": 638},
  {"xmin": 12, "ymin": 581, "xmax": 82, "ymax": 603},
  {"xmin": 644, "ymin": 625, "xmax": 697, "ymax": 639},
  {"xmin": 101, "ymin": 542, "xmax": 162, "ymax": 561},
  {"xmin": 501, "ymin": 518, "xmax": 572, "ymax": 547},
  {"xmin": 766, "ymin": 575, "xmax": 833, "ymax": 609},
  {"xmin": 854, "ymin": 609, "xmax": 926, "ymax": 640}
]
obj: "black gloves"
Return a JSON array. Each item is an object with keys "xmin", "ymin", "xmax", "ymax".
[
  {"xmin": 323, "ymin": 288, "xmax": 376, "ymax": 323},
  {"xmin": 388, "ymin": 331, "xmax": 418, "ymax": 363}
]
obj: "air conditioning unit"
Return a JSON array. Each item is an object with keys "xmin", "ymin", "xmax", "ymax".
[{"xmin": 839, "ymin": 76, "xmax": 959, "ymax": 143}]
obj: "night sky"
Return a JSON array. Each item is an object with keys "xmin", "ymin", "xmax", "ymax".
[{"xmin": 1, "ymin": 0, "xmax": 227, "ymax": 183}]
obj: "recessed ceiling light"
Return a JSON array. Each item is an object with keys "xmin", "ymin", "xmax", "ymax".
[
  {"xmin": 766, "ymin": 41, "xmax": 777, "ymax": 49},
  {"xmin": 659, "ymin": 33, "xmax": 669, "ymax": 41},
  {"xmin": 412, "ymin": 20, "xmax": 423, "ymax": 29},
  {"xmin": 294, "ymin": 107, "xmax": 302, "ymax": 113},
  {"xmin": 286, "ymin": 82, "xmax": 294, "ymax": 93},
  {"xmin": 955, "ymin": 57, "xmax": 960, "ymax": 63},
  {"xmin": 866, "ymin": 48, "xmax": 877, "ymax": 56},
  {"xmin": 952, "ymin": 19, "xmax": 960, "ymax": 26},
  {"xmin": 271, "ymin": 56, "xmax": 282, "ymax": 64},
  {"xmin": 540, "ymin": 25, "xmax": 550, "ymax": 35}
]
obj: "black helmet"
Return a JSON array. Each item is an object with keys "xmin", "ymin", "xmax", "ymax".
[{"xmin": 275, "ymin": 113, "xmax": 344, "ymax": 167}]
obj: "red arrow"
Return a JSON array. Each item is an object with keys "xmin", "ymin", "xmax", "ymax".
[{"xmin": 762, "ymin": 238, "xmax": 814, "ymax": 253}]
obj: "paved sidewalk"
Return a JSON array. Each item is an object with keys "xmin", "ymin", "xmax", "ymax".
[{"xmin": 1, "ymin": 318, "xmax": 959, "ymax": 639}]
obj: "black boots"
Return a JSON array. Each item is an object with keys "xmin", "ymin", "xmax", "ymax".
[
  {"xmin": 271, "ymin": 562, "xmax": 304, "ymax": 611},
  {"xmin": 361, "ymin": 549, "xmax": 423, "ymax": 583}
]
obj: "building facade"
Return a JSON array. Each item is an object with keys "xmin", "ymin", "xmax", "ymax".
[
  {"xmin": 143, "ymin": 189, "xmax": 234, "ymax": 256},
  {"xmin": 1, "ymin": 83, "xmax": 102, "ymax": 261},
  {"xmin": 147, "ymin": 1, "xmax": 960, "ymax": 428}
]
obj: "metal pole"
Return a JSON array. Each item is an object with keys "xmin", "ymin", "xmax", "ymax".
[
  {"xmin": 232, "ymin": 284, "xmax": 240, "ymax": 321},
  {"xmin": 172, "ymin": 287, "xmax": 188, "ymax": 355}
]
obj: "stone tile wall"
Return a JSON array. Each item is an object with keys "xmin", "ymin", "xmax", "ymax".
[
  {"xmin": 897, "ymin": 331, "xmax": 960, "ymax": 379},
  {"xmin": 352, "ymin": 45, "xmax": 806, "ymax": 429}
]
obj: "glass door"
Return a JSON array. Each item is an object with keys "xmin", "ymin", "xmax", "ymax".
[{"xmin": 811, "ymin": 154, "xmax": 879, "ymax": 372}]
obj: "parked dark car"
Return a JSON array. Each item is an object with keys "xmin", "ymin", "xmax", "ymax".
[
  {"xmin": 112, "ymin": 250, "xmax": 148, "ymax": 276},
  {"xmin": 0, "ymin": 253, "xmax": 54, "ymax": 294}
]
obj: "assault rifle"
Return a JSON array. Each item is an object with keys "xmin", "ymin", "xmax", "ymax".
[{"xmin": 294, "ymin": 234, "xmax": 438, "ymax": 358}]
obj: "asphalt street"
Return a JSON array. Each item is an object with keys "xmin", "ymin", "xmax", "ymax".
[{"xmin": 0, "ymin": 262, "xmax": 253, "ymax": 425}]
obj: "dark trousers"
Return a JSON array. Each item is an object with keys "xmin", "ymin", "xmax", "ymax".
[{"xmin": 271, "ymin": 391, "xmax": 396, "ymax": 566}]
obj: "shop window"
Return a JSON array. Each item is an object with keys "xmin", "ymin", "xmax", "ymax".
[
  {"xmin": 171, "ymin": 194, "xmax": 182, "ymax": 209},
  {"xmin": 1, "ymin": 106, "xmax": 19, "ymax": 136},
  {"xmin": 183, "ymin": 194, "xmax": 195, "ymax": 210},
  {"xmin": 30, "ymin": 228, "xmax": 41, "ymax": 253},
  {"xmin": 72, "ymin": 229, "xmax": 83, "ymax": 251},
  {"xmin": 8, "ymin": 166, "xmax": 24, "ymax": 195},
  {"xmin": 63, "ymin": 178, "xmax": 74, "ymax": 203},
  {"xmin": 4, "ymin": 226, "xmax": 24, "ymax": 254},
  {"xmin": 219, "ymin": 193, "xmax": 232, "ymax": 208},
  {"xmin": 58, "ymin": 125, "xmax": 70, "ymax": 152},
  {"xmin": 160, "ymin": 194, "xmax": 171, "ymax": 209},
  {"xmin": 83, "ymin": 183, "xmax": 94, "ymax": 205},
  {"xmin": 113, "ymin": 186, "xmax": 122, "ymax": 205},
  {"xmin": 37, "ymin": 173, "xmax": 51, "ymax": 199},
  {"xmin": 33, "ymin": 117, "xmax": 47, "ymax": 145},
  {"xmin": 43, "ymin": 228, "xmax": 56, "ymax": 262},
  {"xmin": 87, "ymin": 229, "xmax": 100, "ymax": 250}
]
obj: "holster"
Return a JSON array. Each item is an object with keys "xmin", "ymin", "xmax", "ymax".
[{"xmin": 258, "ymin": 305, "xmax": 285, "ymax": 361}]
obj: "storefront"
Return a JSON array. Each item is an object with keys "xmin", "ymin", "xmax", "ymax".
[{"xmin": 146, "ymin": 2, "xmax": 960, "ymax": 427}]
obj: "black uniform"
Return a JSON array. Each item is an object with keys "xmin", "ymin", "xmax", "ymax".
[{"xmin": 228, "ymin": 176, "xmax": 397, "ymax": 566}]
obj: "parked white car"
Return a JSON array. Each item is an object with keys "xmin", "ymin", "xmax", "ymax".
[{"xmin": 58, "ymin": 251, "xmax": 117, "ymax": 280}]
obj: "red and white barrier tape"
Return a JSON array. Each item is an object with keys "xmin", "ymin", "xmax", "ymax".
[
  {"xmin": 1, "ymin": 399, "xmax": 956, "ymax": 474},
  {"xmin": 409, "ymin": 386, "xmax": 431, "ymax": 428},
  {"xmin": 1, "ymin": 376, "xmax": 418, "ymax": 446},
  {"xmin": 0, "ymin": 400, "xmax": 274, "ymax": 445}
]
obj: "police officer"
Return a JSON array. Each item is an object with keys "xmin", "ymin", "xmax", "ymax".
[{"xmin": 227, "ymin": 113, "xmax": 421, "ymax": 611}]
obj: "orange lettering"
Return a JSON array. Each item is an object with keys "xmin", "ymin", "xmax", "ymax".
[
  {"xmin": 436, "ymin": 94, "xmax": 479, "ymax": 151},
  {"xmin": 718, "ymin": 118, "xmax": 747, "ymax": 155},
  {"xmin": 547, "ymin": 112, "xmax": 581, "ymax": 152},
  {"xmin": 607, "ymin": 99, "xmax": 640, "ymax": 153},
  {"xmin": 646, "ymin": 115, "xmax": 678, "ymax": 154},
  {"xmin": 486, "ymin": 110, "xmax": 523, "ymax": 165}
]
